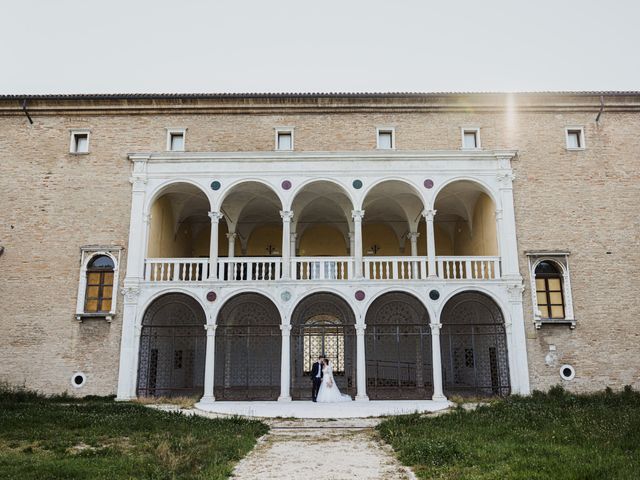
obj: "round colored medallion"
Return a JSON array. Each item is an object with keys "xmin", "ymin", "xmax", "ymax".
[
  {"xmin": 210, "ymin": 181, "xmax": 221, "ymax": 191},
  {"xmin": 352, "ymin": 179, "xmax": 363, "ymax": 190},
  {"xmin": 429, "ymin": 289, "xmax": 440, "ymax": 301},
  {"xmin": 281, "ymin": 291, "xmax": 292, "ymax": 302},
  {"xmin": 281, "ymin": 180, "xmax": 292, "ymax": 190},
  {"xmin": 206, "ymin": 291, "xmax": 217, "ymax": 302},
  {"xmin": 423, "ymin": 179, "xmax": 434, "ymax": 189},
  {"xmin": 355, "ymin": 290, "xmax": 366, "ymax": 301}
]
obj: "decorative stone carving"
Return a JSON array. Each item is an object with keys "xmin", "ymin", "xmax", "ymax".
[
  {"xmin": 422, "ymin": 209, "xmax": 437, "ymax": 221},
  {"xmin": 121, "ymin": 285, "xmax": 140, "ymax": 303}
]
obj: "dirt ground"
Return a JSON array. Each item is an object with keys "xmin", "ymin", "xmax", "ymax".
[{"xmin": 231, "ymin": 419, "xmax": 415, "ymax": 480}]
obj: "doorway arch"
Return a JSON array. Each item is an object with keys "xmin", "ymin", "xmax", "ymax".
[
  {"xmin": 365, "ymin": 292, "xmax": 433, "ymax": 399},
  {"xmin": 290, "ymin": 293, "xmax": 356, "ymax": 399},
  {"xmin": 440, "ymin": 291, "xmax": 510, "ymax": 397},
  {"xmin": 214, "ymin": 293, "xmax": 282, "ymax": 400},
  {"xmin": 136, "ymin": 293, "xmax": 206, "ymax": 398}
]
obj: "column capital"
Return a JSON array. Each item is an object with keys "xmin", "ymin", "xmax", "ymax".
[
  {"xmin": 204, "ymin": 324, "xmax": 217, "ymax": 335},
  {"xmin": 495, "ymin": 208, "xmax": 504, "ymax": 220},
  {"xmin": 208, "ymin": 211, "xmax": 224, "ymax": 223},
  {"xmin": 226, "ymin": 232, "xmax": 237, "ymax": 240},
  {"xmin": 290, "ymin": 232, "xmax": 297, "ymax": 240},
  {"xmin": 355, "ymin": 324, "xmax": 367, "ymax": 334},
  {"xmin": 143, "ymin": 213, "xmax": 152, "ymax": 224},
  {"xmin": 280, "ymin": 210, "xmax": 294, "ymax": 222},
  {"xmin": 429, "ymin": 322, "xmax": 442, "ymax": 333},
  {"xmin": 280, "ymin": 324, "xmax": 292, "ymax": 333},
  {"xmin": 422, "ymin": 209, "xmax": 437, "ymax": 221},
  {"xmin": 407, "ymin": 231, "xmax": 421, "ymax": 240},
  {"xmin": 352, "ymin": 210, "xmax": 365, "ymax": 220}
]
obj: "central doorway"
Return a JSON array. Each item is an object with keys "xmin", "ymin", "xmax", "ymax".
[{"xmin": 290, "ymin": 293, "xmax": 356, "ymax": 399}]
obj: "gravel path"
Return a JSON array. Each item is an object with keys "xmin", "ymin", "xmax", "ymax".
[{"xmin": 231, "ymin": 419, "xmax": 415, "ymax": 480}]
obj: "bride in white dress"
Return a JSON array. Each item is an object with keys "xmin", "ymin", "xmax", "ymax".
[{"xmin": 316, "ymin": 358, "xmax": 352, "ymax": 402}]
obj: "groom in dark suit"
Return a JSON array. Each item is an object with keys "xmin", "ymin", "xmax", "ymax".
[{"xmin": 311, "ymin": 355, "xmax": 324, "ymax": 402}]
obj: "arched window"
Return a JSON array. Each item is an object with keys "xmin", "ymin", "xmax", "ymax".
[
  {"xmin": 85, "ymin": 255, "xmax": 115, "ymax": 313},
  {"xmin": 535, "ymin": 261, "xmax": 565, "ymax": 319}
]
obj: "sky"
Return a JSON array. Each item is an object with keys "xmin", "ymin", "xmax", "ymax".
[{"xmin": 2, "ymin": 0, "xmax": 639, "ymax": 94}]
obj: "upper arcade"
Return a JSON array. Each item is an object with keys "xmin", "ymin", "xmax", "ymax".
[{"xmin": 126, "ymin": 149, "xmax": 519, "ymax": 286}]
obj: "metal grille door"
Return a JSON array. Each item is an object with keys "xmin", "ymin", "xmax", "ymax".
[
  {"xmin": 440, "ymin": 291, "xmax": 510, "ymax": 397},
  {"xmin": 137, "ymin": 293, "xmax": 206, "ymax": 398},
  {"xmin": 365, "ymin": 292, "xmax": 433, "ymax": 399},
  {"xmin": 214, "ymin": 293, "xmax": 281, "ymax": 400}
]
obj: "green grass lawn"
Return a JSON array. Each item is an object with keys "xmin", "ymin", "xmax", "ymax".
[
  {"xmin": 378, "ymin": 386, "xmax": 640, "ymax": 480},
  {"xmin": 0, "ymin": 388, "xmax": 268, "ymax": 480}
]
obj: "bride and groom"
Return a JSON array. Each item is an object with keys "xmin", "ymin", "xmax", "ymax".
[{"xmin": 311, "ymin": 355, "xmax": 352, "ymax": 402}]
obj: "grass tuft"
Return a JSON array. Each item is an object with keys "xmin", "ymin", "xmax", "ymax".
[
  {"xmin": 0, "ymin": 384, "xmax": 268, "ymax": 480},
  {"xmin": 378, "ymin": 386, "xmax": 640, "ymax": 479}
]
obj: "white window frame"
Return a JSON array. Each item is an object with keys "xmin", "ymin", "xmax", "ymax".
[
  {"xmin": 376, "ymin": 127, "xmax": 395, "ymax": 150},
  {"xmin": 461, "ymin": 127, "xmax": 481, "ymax": 150},
  {"xmin": 69, "ymin": 129, "xmax": 90, "ymax": 154},
  {"xmin": 75, "ymin": 246, "xmax": 123, "ymax": 322},
  {"xmin": 166, "ymin": 128, "xmax": 186, "ymax": 152},
  {"xmin": 565, "ymin": 126, "xmax": 585, "ymax": 150},
  {"xmin": 526, "ymin": 251, "xmax": 575, "ymax": 329},
  {"xmin": 275, "ymin": 127, "xmax": 294, "ymax": 151}
]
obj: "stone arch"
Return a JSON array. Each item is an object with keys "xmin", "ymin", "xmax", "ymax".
[
  {"xmin": 146, "ymin": 179, "xmax": 213, "ymax": 214},
  {"xmin": 440, "ymin": 290, "xmax": 510, "ymax": 397},
  {"xmin": 290, "ymin": 180, "xmax": 355, "ymax": 256},
  {"xmin": 432, "ymin": 179, "xmax": 499, "ymax": 257},
  {"xmin": 361, "ymin": 179, "xmax": 426, "ymax": 257},
  {"xmin": 218, "ymin": 181, "xmax": 283, "ymax": 258},
  {"xmin": 146, "ymin": 181, "xmax": 212, "ymax": 259},
  {"xmin": 364, "ymin": 291, "xmax": 433, "ymax": 399},
  {"xmin": 136, "ymin": 292, "xmax": 206, "ymax": 398},
  {"xmin": 214, "ymin": 292, "xmax": 282, "ymax": 400},
  {"xmin": 290, "ymin": 292, "xmax": 356, "ymax": 399}
]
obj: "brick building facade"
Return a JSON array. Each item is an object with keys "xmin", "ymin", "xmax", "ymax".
[{"xmin": 0, "ymin": 92, "xmax": 638, "ymax": 400}]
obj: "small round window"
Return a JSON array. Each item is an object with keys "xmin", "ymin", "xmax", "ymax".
[
  {"xmin": 71, "ymin": 372, "xmax": 86, "ymax": 388},
  {"xmin": 559, "ymin": 364, "xmax": 575, "ymax": 381}
]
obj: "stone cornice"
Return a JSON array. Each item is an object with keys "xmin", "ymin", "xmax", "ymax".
[
  {"xmin": 2, "ymin": 92, "xmax": 640, "ymax": 115},
  {"xmin": 127, "ymin": 149, "xmax": 518, "ymax": 164}
]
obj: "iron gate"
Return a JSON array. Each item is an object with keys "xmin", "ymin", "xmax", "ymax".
[
  {"xmin": 365, "ymin": 292, "xmax": 433, "ymax": 399},
  {"xmin": 137, "ymin": 293, "xmax": 206, "ymax": 398},
  {"xmin": 214, "ymin": 293, "xmax": 281, "ymax": 400},
  {"xmin": 440, "ymin": 291, "xmax": 510, "ymax": 397},
  {"xmin": 290, "ymin": 293, "xmax": 356, "ymax": 399}
]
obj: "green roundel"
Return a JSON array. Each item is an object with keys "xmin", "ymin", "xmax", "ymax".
[
  {"xmin": 210, "ymin": 181, "xmax": 221, "ymax": 191},
  {"xmin": 352, "ymin": 179, "xmax": 363, "ymax": 189}
]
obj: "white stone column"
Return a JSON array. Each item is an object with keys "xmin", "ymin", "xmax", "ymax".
[
  {"xmin": 423, "ymin": 209, "xmax": 437, "ymax": 277},
  {"xmin": 116, "ymin": 286, "xmax": 140, "ymax": 400},
  {"xmin": 116, "ymin": 155, "xmax": 148, "ymax": 400},
  {"xmin": 429, "ymin": 322, "xmax": 446, "ymax": 401},
  {"xmin": 506, "ymin": 284, "xmax": 531, "ymax": 394},
  {"xmin": 126, "ymin": 156, "xmax": 148, "ymax": 281},
  {"xmin": 290, "ymin": 232, "xmax": 297, "ymax": 258},
  {"xmin": 495, "ymin": 209, "xmax": 504, "ymax": 264},
  {"xmin": 408, "ymin": 231, "xmax": 420, "ymax": 256},
  {"xmin": 226, "ymin": 233, "xmax": 237, "ymax": 259},
  {"xmin": 355, "ymin": 323, "xmax": 368, "ymax": 401},
  {"xmin": 280, "ymin": 211, "xmax": 293, "ymax": 279},
  {"xmin": 348, "ymin": 232, "xmax": 355, "ymax": 256},
  {"xmin": 278, "ymin": 324, "xmax": 292, "ymax": 401},
  {"xmin": 408, "ymin": 231, "xmax": 420, "ymax": 279},
  {"xmin": 352, "ymin": 210, "xmax": 365, "ymax": 278},
  {"xmin": 201, "ymin": 324, "xmax": 217, "ymax": 403},
  {"xmin": 208, "ymin": 212, "xmax": 223, "ymax": 280},
  {"xmin": 496, "ymin": 171, "xmax": 519, "ymax": 277}
]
